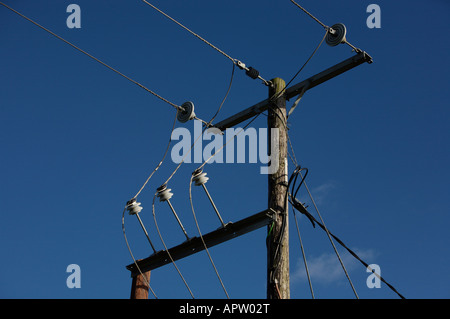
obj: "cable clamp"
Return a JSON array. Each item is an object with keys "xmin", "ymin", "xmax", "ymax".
[{"xmin": 234, "ymin": 59, "xmax": 246, "ymax": 70}]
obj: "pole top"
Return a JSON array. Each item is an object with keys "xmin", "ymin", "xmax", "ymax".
[{"xmin": 270, "ymin": 77, "xmax": 286, "ymax": 97}]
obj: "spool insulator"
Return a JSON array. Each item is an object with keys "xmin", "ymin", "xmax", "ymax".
[
  {"xmin": 126, "ymin": 199, "xmax": 143, "ymax": 215},
  {"xmin": 192, "ymin": 169, "xmax": 209, "ymax": 186},
  {"xmin": 157, "ymin": 184, "xmax": 174, "ymax": 202}
]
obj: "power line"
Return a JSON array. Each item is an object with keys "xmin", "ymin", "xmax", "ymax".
[
  {"xmin": 289, "ymin": 0, "xmax": 363, "ymax": 53},
  {"xmin": 287, "ymin": 163, "xmax": 359, "ymax": 298},
  {"xmin": 0, "ymin": 1, "xmax": 182, "ymax": 111},
  {"xmin": 291, "ymin": 203, "xmax": 315, "ymax": 299},
  {"xmin": 290, "ymin": 0, "xmax": 330, "ymax": 30},
  {"xmin": 285, "ymin": 30, "xmax": 328, "ymax": 91},
  {"xmin": 162, "ymin": 62, "xmax": 236, "ymax": 185},
  {"xmin": 268, "ymin": 29, "xmax": 327, "ymax": 115},
  {"xmin": 289, "ymin": 196, "xmax": 406, "ymax": 299},
  {"xmin": 197, "ymin": 113, "xmax": 261, "ymax": 171},
  {"xmin": 152, "ymin": 191, "xmax": 195, "ymax": 299},
  {"xmin": 132, "ymin": 112, "xmax": 178, "ymax": 199},
  {"xmin": 121, "ymin": 207, "xmax": 158, "ymax": 299},
  {"xmin": 140, "ymin": 0, "xmax": 272, "ymax": 87},
  {"xmin": 304, "ymin": 182, "xmax": 359, "ymax": 298},
  {"xmin": 189, "ymin": 171, "xmax": 230, "ymax": 299}
]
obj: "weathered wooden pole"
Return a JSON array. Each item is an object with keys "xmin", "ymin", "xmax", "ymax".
[{"xmin": 267, "ymin": 78, "xmax": 290, "ymax": 299}]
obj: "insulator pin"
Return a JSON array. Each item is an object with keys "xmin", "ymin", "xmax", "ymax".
[
  {"xmin": 192, "ymin": 169, "xmax": 209, "ymax": 186},
  {"xmin": 157, "ymin": 184, "xmax": 174, "ymax": 202},
  {"xmin": 126, "ymin": 199, "xmax": 143, "ymax": 215}
]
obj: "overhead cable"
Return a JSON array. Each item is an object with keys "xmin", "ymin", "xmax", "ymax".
[
  {"xmin": 291, "ymin": 203, "xmax": 315, "ymax": 299},
  {"xmin": 163, "ymin": 62, "xmax": 235, "ymax": 185},
  {"xmin": 121, "ymin": 206, "xmax": 158, "ymax": 299},
  {"xmin": 289, "ymin": 196, "xmax": 406, "ymax": 299},
  {"xmin": 287, "ymin": 165, "xmax": 359, "ymax": 299},
  {"xmin": 140, "ymin": 0, "xmax": 272, "ymax": 86},
  {"xmin": 0, "ymin": 2, "xmax": 183, "ymax": 111},
  {"xmin": 189, "ymin": 169, "xmax": 230, "ymax": 298},
  {"xmin": 132, "ymin": 111, "xmax": 178, "ymax": 199},
  {"xmin": 289, "ymin": 0, "xmax": 364, "ymax": 53},
  {"xmin": 152, "ymin": 189, "xmax": 195, "ymax": 298}
]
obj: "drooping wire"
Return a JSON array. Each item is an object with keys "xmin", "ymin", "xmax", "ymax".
[
  {"xmin": 286, "ymin": 154, "xmax": 359, "ymax": 298},
  {"xmin": 289, "ymin": 195, "xmax": 406, "ymax": 299},
  {"xmin": 285, "ymin": 91, "xmax": 403, "ymax": 299},
  {"xmin": 269, "ymin": 29, "xmax": 328, "ymax": 110},
  {"xmin": 121, "ymin": 207, "xmax": 158, "ymax": 299},
  {"xmin": 0, "ymin": 2, "xmax": 183, "ymax": 111},
  {"xmin": 281, "ymin": 105, "xmax": 359, "ymax": 298},
  {"xmin": 196, "ymin": 113, "xmax": 262, "ymax": 171},
  {"xmin": 133, "ymin": 111, "xmax": 178, "ymax": 199},
  {"xmin": 299, "ymin": 172, "xmax": 359, "ymax": 298},
  {"xmin": 163, "ymin": 62, "xmax": 235, "ymax": 185},
  {"xmin": 141, "ymin": 64, "xmax": 235, "ymax": 297},
  {"xmin": 151, "ymin": 191, "xmax": 195, "ymax": 299},
  {"xmin": 188, "ymin": 174, "xmax": 230, "ymax": 299},
  {"xmin": 140, "ymin": 0, "xmax": 271, "ymax": 87},
  {"xmin": 288, "ymin": 178, "xmax": 406, "ymax": 299},
  {"xmin": 285, "ymin": 30, "xmax": 328, "ymax": 91},
  {"xmin": 119, "ymin": 109, "xmax": 178, "ymax": 297},
  {"xmin": 291, "ymin": 202, "xmax": 315, "ymax": 299}
]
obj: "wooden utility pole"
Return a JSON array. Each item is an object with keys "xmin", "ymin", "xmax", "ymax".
[
  {"xmin": 130, "ymin": 269, "xmax": 150, "ymax": 299},
  {"xmin": 267, "ymin": 78, "xmax": 289, "ymax": 299}
]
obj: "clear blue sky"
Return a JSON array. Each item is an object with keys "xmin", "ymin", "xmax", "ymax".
[{"xmin": 1, "ymin": 0, "xmax": 449, "ymax": 299}]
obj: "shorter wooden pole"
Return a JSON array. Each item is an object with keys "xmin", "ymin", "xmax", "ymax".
[{"xmin": 130, "ymin": 269, "xmax": 150, "ymax": 299}]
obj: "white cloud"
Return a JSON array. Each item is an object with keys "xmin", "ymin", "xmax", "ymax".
[
  {"xmin": 309, "ymin": 182, "xmax": 336, "ymax": 205},
  {"xmin": 295, "ymin": 181, "xmax": 336, "ymax": 207},
  {"xmin": 291, "ymin": 248, "xmax": 378, "ymax": 285}
]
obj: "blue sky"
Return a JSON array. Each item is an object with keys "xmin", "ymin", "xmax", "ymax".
[{"xmin": 0, "ymin": 0, "xmax": 449, "ymax": 299}]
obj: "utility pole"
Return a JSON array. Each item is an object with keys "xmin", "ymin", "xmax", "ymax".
[
  {"xmin": 267, "ymin": 78, "xmax": 289, "ymax": 299},
  {"xmin": 130, "ymin": 269, "xmax": 150, "ymax": 299}
]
